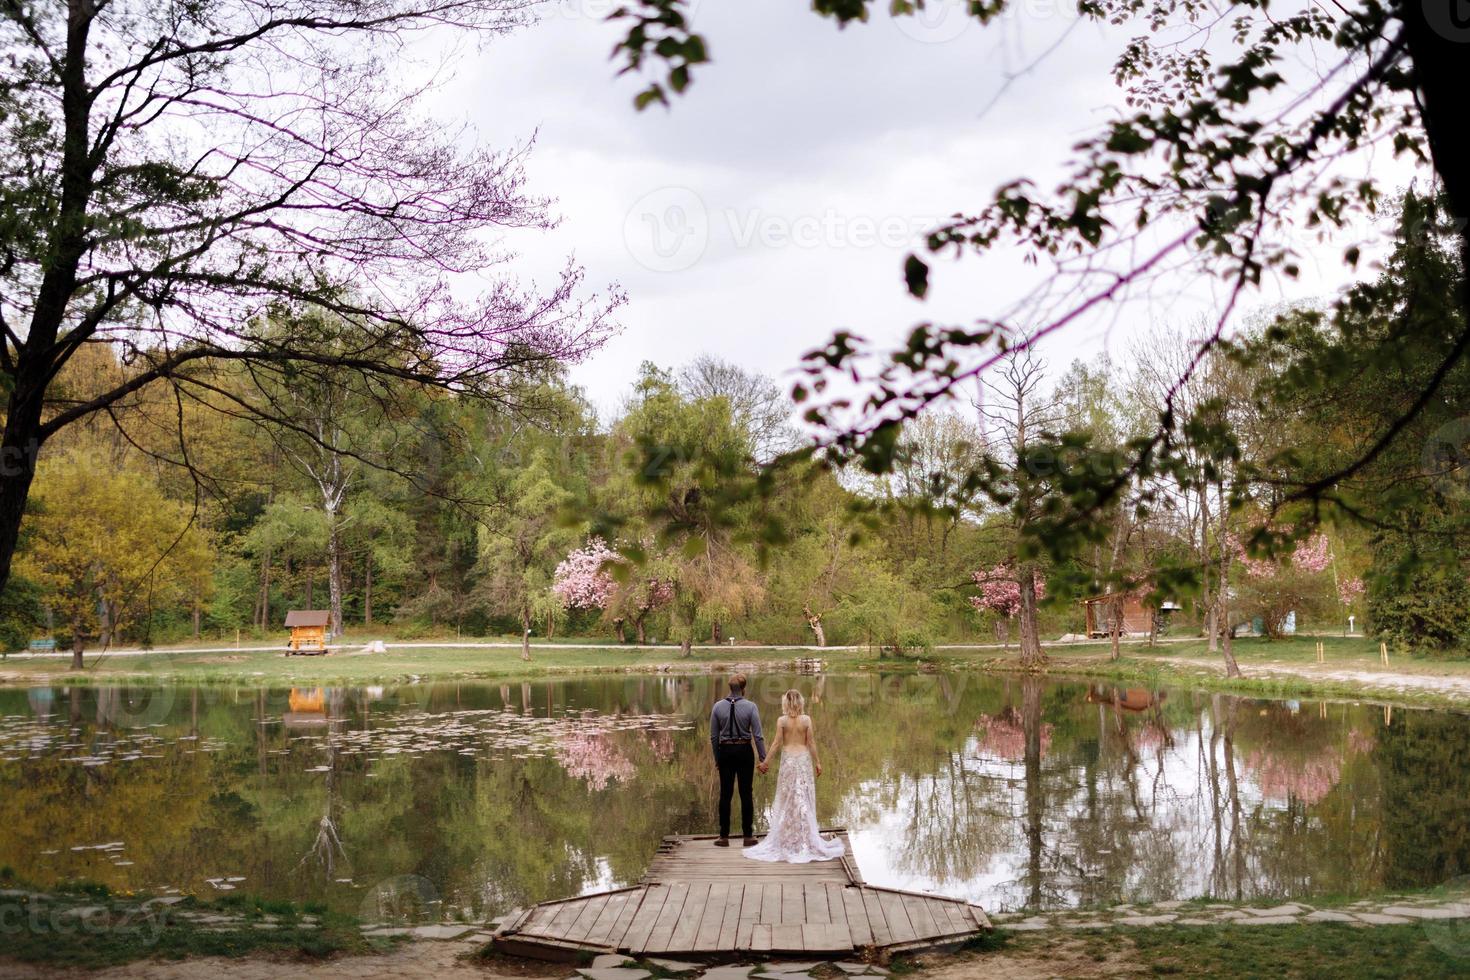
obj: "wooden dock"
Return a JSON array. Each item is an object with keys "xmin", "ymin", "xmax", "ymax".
[{"xmin": 492, "ymin": 832, "xmax": 991, "ymax": 963}]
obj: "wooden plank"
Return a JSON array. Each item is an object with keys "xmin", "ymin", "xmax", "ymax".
[
  {"xmin": 618, "ymin": 886, "xmax": 667, "ymax": 953},
  {"xmin": 717, "ymin": 883, "xmax": 744, "ymax": 950},
  {"xmin": 902, "ymin": 893, "xmax": 940, "ymax": 939},
  {"xmin": 666, "ymin": 882, "xmax": 711, "ymax": 953},
  {"xmin": 760, "ymin": 880, "xmax": 782, "ymax": 924},
  {"xmin": 860, "ymin": 888, "xmax": 893, "ymax": 946},
  {"xmin": 825, "ymin": 883, "xmax": 850, "ymax": 937},
  {"xmin": 751, "ymin": 923, "xmax": 773, "ymax": 953},
  {"xmin": 606, "ymin": 889, "xmax": 651, "ymax": 949},
  {"xmin": 781, "ymin": 884, "xmax": 804, "ymax": 926},
  {"xmin": 564, "ymin": 894, "xmax": 611, "ymax": 944},
  {"xmin": 801, "ymin": 922, "xmax": 852, "ymax": 952},
  {"xmin": 804, "ymin": 883, "xmax": 830, "ymax": 925},
  {"xmin": 546, "ymin": 896, "xmax": 591, "ymax": 939},
  {"xmin": 693, "ymin": 882, "xmax": 730, "ymax": 951},
  {"xmin": 770, "ymin": 923, "xmax": 803, "ymax": 952},
  {"xmin": 736, "ymin": 883, "xmax": 762, "ymax": 950},
  {"xmin": 586, "ymin": 890, "xmax": 636, "ymax": 948},
  {"xmin": 934, "ymin": 898, "xmax": 972, "ymax": 937},
  {"xmin": 579, "ymin": 892, "xmax": 625, "ymax": 946},
  {"xmin": 877, "ymin": 890, "xmax": 918, "ymax": 944},
  {"xmin": 642, "ymin": 883, "xmax": 690, "ymax": 954},
  {"xmin": 840, "ymin": 886, "xmax": 873, "ymax": 947},
  {"xmin": 520, "ymin": 903, "xmax": 557, "ymax": 933}
]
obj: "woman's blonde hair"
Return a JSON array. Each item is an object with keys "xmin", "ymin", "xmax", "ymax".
[{"xmin": 782, "ymin": 689, "xmax": 805, "ymax": 718}]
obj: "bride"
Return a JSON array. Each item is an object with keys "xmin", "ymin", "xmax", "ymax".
[{"xmin": 743, "ymin": 690, "xmax": 845, "ymax": 864}]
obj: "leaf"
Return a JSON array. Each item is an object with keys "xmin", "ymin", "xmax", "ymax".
[{"xmin": 904, "ymin": 253, "xmax": 929, "ymax": 299}]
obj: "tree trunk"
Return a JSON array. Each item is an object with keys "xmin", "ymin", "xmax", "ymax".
[
  {"xmin": 635, "ymin": 612, "xmax": 648, "ymax": 645},
  {"xmin": 803, "ymin": 605, "xmax": 826, "ymax": 647},
  {"xmin": 1217, "ymin": 496, "xmax": 1241, "ymax": 678},
  {"xmin": 70, "ymin": 612, "xmax": 84, "ymax": 670},
  {"xmin": 363, "ymin": 553, "xmax": 373, "ymax": 626},
  {"xmin": 258, "ymin": 548, "xmax": 272, "ymax": 629},
  {"xmin": 192, "ymin": 604, "xmax": 201, "ymax": 639},
  {"xmin": 97, "ymin": 589, "xmax": 113, "ymax": 648},
  {"xmin": 0, "ymin": 3, "xmax": 100, "ymax": 599},
  {"xmin": 520, "ymin": 607, "xmax": 532, "ymax": 661},
  {"xmin": 1017, "ymin": 563, "xmax": 1045, "ymax": 669},
  {"xmin": 326, "ymin": 514, "xmax": 344, "ymax": 637},
  {"xmin": 614, "ymin": 618, "xmax": 627, "ymax": 644},
  {"xmin": 1109, "ymin": 595, "xmax": 1122, "ymax": 661},
  {"xmin": 680, "ymin": 634, "xmax": 692, "ymax": 657}
]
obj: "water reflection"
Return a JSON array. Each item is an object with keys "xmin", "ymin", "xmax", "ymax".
[{"xmin": 0, "ymin": 674, "xmax": 1466, "ymax": 920}]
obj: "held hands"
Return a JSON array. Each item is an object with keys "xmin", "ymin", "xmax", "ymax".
[{"xmin": 757, "ymin": 761, "xmax": 769, "ymax": 774}]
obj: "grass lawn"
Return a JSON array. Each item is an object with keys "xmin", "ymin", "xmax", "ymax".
[
  {"xmin": 1, "ymin": 633, "xmax": 1468, "ymax": 707},
  {"xmin": 0, "ymin": 877, "xmax": 383, "ymax": 969}
]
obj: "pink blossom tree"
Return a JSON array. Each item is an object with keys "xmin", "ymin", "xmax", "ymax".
[
  {"xmin": 551, "ymin": 538, "xmax": 673, "ymax": 644},
  {"xmin": 970, "ymin": 564, "xmax": 1045, "ymax": 649},
  {"xmin": 1233, "ymin": 533, "xmax": 1339, "ymax": 638}
]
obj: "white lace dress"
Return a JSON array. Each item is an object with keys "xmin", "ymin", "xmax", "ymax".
[{"xmin": 743, "ymin": 749, "xmax": 845, "ymax": 864}]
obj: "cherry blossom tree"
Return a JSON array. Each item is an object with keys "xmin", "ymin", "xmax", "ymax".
[
  {"xmin": 551, "ymin": 538, "xmax": 673, "ymax": 644},
  {"xmin": 1233, "ymin": 533, "xmax": 1338, "ymax": 638},
  {"xmin": 970, "ymin": 564, "xmax": 1045, "ymax": 649}
]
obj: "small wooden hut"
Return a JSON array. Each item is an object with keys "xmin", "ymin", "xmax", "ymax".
[
  {"xmin": 285, "ymin": 610, "xmax": 331, "ymax": 655},
  {"xmin": 1080, "ymin": 593, "xmax": 1157, "ymax": 638}
]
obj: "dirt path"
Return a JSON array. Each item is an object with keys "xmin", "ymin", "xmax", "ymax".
[{"xmin": 1152, "ymin": 655, "xmax": 1470, "ymax": 703}]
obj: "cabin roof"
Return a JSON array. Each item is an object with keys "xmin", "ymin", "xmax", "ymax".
[{"xmin": 285, "ymin": 610, "xmax": 330, "ymax": 627}]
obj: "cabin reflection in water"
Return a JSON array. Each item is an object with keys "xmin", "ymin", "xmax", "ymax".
[
  {"xmin": 1085, "ymin": 685, "xmax": 1166, "ymax": 713},
  {"xmin": 285, "ymin": 686, "xmax": 346, "ymax": 729}
]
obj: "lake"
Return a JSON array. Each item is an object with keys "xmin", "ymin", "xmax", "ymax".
[{"xmin": 2, "ymin": 673, "xmax": 1467, "ymax": 922}]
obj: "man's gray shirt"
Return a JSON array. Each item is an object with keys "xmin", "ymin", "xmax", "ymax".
[{"xmin": 710, "ymin": 695, "xmax": 766, "ymax": 762}]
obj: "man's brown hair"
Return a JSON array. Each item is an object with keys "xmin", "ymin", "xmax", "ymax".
[{"xmin": 728, "ymin": 673, "xmax": 747, "ymax": 694}]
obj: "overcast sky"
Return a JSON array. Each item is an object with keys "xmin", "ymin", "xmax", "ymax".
[{"xmin": 436, "ymin": 0, "xmax": 1422, "ymax": 421}]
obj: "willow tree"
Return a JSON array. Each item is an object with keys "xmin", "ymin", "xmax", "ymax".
[{"xmin": 0, "ymin": 0, "xmax": 620, "ymax": 595}]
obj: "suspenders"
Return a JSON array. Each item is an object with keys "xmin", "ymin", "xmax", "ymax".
[{"xmin": 722, "ymin": 696, "xmax": 739, "ymax": 740}]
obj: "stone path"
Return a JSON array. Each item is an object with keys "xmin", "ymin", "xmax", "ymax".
[
  {"xmin": 988, "ymin": 893, "xmax": 1470, "ymax": 932},
  {"xmin": 564, "ymin": 956, "xmax": 891, "ymax": 980}
]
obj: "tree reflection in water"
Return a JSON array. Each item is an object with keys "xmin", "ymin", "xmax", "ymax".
[{"xmin": 0, "ymin": 674, "xmax": 1459, "ymax": 920}]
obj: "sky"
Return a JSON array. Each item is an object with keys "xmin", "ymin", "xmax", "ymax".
[{"xmin": 433, "ymin": 0, "xmax": 1422, "ymax": 422}]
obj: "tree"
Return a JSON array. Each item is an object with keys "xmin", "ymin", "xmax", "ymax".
[
  {"xmin": 19, "ymin": 450, "xmax": 212, "ymax": 667},
  {"xmin": 1233, "ymin": 532, "xmax": 1337, "ymax": 639},
  {"xmin": 607, "ymin": 0, "xmax": 1470, "ymax": 618},
  {"xmin": 677, "ymin": 356, "xmax": 796, "ymax": 464},
  {"xmin": 552, "ymin": 537, "xmax": 674, "ymax": 644},
  {"xmin": 975, "ymin": 346, "xmax": 1063, "ymax": 669},
  {"xmin": 606, "ymin": 365, "xmax": 763, "ymax": 656},
  {"xmin": 969, "ymin": 563, "xmax": 1045, "ymax": 649},
  {"xmin": 0, "ymin": 0, "xmax": 619, "ymax": 598},
  {"xmin": 478, "ymin": 454, "xmax": 580, "ymax": 661}
]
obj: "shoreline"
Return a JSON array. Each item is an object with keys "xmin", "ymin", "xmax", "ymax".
[{"xmin": 1, "ymin": 635, "xmax": 1469, "ymax": 710}]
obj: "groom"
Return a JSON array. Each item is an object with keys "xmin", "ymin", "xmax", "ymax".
[{"xmin": 710, "ymin": 673, "xmax": 766, "ymax": 847}]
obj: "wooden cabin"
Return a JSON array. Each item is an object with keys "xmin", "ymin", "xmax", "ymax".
[
  {"xmin": 1080, "ymin": 593, "xmax": 1157, "ymax": 638},
  {"xmin": 285, "ymin": 609, "xmax": 331, "ymax": 655}
]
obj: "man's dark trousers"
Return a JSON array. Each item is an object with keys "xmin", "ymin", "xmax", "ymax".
[{"xmin": 716, "ymin": 743, "xmax": 756, "ymax": 838}]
